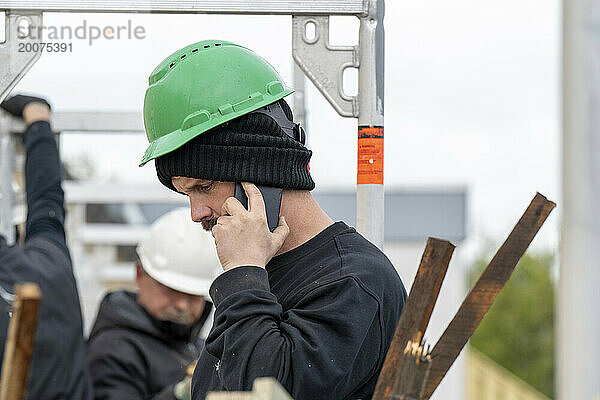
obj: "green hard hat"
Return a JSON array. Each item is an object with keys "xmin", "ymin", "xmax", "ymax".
[{"xmin": 140, "ymin": 40, "xmax": 294, "ymax": 166}]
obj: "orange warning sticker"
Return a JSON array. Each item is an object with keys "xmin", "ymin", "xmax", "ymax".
[{"xmin": 357, "ymin": 126, "xmax": 384, "ymax": 185}]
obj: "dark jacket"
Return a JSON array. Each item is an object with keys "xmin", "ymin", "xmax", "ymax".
[
  {"xmin": 87, "ymin": 290, "xmax": 212, "ymax": 400},
  {"xmin": 0, "ymin": 121, "xmax": 92, "ymax": 399},
  {"xmin": 192, "ymin": 222, "xmax": 407, "ymax": 400}
]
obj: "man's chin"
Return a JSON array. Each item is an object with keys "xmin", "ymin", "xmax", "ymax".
[
  {"xmin": 170, "ymin": 316, "xmax": 195, "ymax": 325},
  {"xmin": 202, "ymin": 218, "xmax": 217, "ymax": 231}
]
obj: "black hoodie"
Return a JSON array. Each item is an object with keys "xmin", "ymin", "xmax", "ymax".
[{"xmin": 86, "ymin": 290, "xmax": 212, "ymax": 400}]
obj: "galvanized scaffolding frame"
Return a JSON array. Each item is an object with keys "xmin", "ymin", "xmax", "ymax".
[{"xmin": 0, "ymin": 0, "xmax": 386, "ymax": 248}]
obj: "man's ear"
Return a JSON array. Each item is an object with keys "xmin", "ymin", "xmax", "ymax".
[{"xmin": 135, "ymin": 261, "xmax": 144, "ymax": 285}]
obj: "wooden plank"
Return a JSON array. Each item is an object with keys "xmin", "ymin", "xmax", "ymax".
[
  {"xmin": 253, "ymin": 378, "xmax": 293, "ymax": 400},
  {"xmin": 206, "ymin": 378, "xmax": 293, "ymax": 400},
  {"xmin": 394, "ymin": 341, "xmax": 432, "ymax": 400},
  {"xmin": 372, "ymin": 238, "xmax": 455, "ymax": 400},
  {"xmin": 0, "ymin": 284, "xmax": 42, "ymax": 400},
  {"xmin": 206, "ymin": 394, "xmax": 254, "ymax": 400},
  {"xmin": 423, "ymin": 193, "xmax": 555, "ymax": 399}
]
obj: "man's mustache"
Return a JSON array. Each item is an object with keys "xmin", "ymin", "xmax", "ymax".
[
  {"xmin": 161, "ymin": 311, "xmax": 195, "ymax": 325},
  {"xmin": 201, "ymin": 217, "xmax": 217, "ymax": 231}
]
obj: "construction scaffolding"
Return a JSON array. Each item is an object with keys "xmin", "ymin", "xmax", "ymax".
[{"xmin": 0, "ymin": 0, "xmax": 386, "ymax": 248}]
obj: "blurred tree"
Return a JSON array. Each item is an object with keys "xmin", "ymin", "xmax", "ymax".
[{"xmin": 469, "ymin": 251, "xmax": 555, "ymax": 398}]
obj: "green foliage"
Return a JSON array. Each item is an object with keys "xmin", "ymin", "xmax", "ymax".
[{"xmin": 469, "ymin": 251, "xmax": 555, "ymax": 398}]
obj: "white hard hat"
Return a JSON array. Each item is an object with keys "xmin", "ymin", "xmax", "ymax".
[{"xmin": 136, "ymin": 207, "xmax": 220, "ymax": 297}]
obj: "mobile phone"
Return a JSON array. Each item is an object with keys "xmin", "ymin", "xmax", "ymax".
[{"xmin": 234, "ymin": 183, "xmax": 282, "ymax": 232}]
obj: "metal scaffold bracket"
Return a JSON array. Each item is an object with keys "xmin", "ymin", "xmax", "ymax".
[
  {"xmin": 0, "ymin": 11, "xmax": 43, "ymax": 104},
  {"xmin": 292, "ymin": 15, "xmax": 359, "ymax": 118}
]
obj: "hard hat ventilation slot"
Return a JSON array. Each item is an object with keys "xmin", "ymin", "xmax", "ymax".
[
  {"xmin": 215, "ymin": 43, "xmax": 221, "ymax": 46},
  {"xmin": 169, "ymin": 62, "xmax": 175, "ymax": 68},
  {"xmin": 204, "ymin": 45, "xmax": 210, "ymax": 48},
  {"xmin": 180, "ymin": 54, "xmax": 186, "ymax": 60},
  {"xmin": 192, "ymin": 49, "xmax": 198, "ymax": 53}
]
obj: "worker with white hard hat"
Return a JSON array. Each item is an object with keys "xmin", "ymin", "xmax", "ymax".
[{"xmin": 86, "ymin": 208, "xmax": 219, "ymax": 400}]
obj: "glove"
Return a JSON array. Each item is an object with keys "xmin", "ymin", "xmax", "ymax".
[
  {"xmin": 173, "ymin": 376, "xmax": 191, "ymax": 400},
  {"xmin": 0, "ymin": 95, "xmax": 51, "ymax": 118}
]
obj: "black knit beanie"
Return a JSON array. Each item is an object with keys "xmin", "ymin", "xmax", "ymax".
[{"xmin": 155, "ymin": 100, "xmax": 315, "ymax": 192}]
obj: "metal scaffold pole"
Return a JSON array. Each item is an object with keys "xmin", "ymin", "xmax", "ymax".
[
  {"xmin": 0, "ymin": 117, "xmax": 16, "ymax": 245},
  {"xmin": 292, "ymin": 0, "xmax": 386, "ymax": 247},
  {"xmin": 292, "ymin": 63, "xmax": 307, "ymax": 136},
  {"xmin": 560, "ymin": 0, "xmax": 600, "ymax": 398},
  {"xmin": 356, "ymin": 0, "xmax": 385, "ymax": 247}
]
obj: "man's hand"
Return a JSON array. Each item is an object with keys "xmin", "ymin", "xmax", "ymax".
[
  {"xmin": 212, "ymin": 182, "xmax": 289, "ymax": 271},
  {"xmin": 23, "ymin": 102, "xmax": 51, "ymax": 125},
  {"xmin": 173, "ymin": 376, "xmax": 191, "ymax": 400}
]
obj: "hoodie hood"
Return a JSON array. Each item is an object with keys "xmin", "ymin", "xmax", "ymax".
[{"xmin": 89, "ymin": 290, "xmax": 212, "ymax": 344}]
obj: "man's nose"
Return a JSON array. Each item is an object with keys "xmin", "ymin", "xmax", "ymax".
[
  {"xmin": 174, "ymin": 295, "xmax": 190, "ymax": 312},
  {"xmin": 188, "ymin": 194, "xmax": 211, "ymax": 222}
]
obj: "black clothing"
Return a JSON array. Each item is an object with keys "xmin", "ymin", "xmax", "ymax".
[
  {"xmin": 0, "ymin": 121, "xmax": 92, "ymax": 399},
  {"xmin": 87, "ymin": 290, "xmax": 212, "ymax": 400},
  {"xmin": 192, "ymin": 222, "xmax": 407, "ymax": 400}
]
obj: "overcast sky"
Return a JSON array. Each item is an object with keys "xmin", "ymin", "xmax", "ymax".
[{"xmin": 10, "ymin": 0, "xmax": 561, "ymax": 261}]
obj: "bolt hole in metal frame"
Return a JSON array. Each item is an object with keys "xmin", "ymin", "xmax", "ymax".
[
  {"xmin": 0, "ymin": 0, "xmax": 385, "ymax": 248},
  {"xmin": 0, "ymin": 12, "xmax": 35, "ymax": 44},
  {"xmin": 17, "ymin": 15, "xmax": 28, "ymax": 33}
]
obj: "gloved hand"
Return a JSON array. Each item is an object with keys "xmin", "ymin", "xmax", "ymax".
[
  {"xmin": 173, "ymin": 376, "xmax": 192, "ymax": 400},
  {"xmin": 0, "ymin": 94, "xmax": 51, "ymax": 118}
]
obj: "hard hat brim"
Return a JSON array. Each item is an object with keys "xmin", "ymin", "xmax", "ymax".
[
  {"xmin": 139, "ymin": 87, "xmax": 294, "ymax": 167},
  {"xmin": 138, "ymin": 249, "xmax": 215, "ymax": 297}
]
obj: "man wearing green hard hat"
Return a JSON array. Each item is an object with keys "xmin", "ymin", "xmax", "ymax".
[{"xmin": 140, "ymin": 40, "xmax": 406, "ymax": 400}]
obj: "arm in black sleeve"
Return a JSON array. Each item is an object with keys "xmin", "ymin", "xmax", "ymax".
[
  {"xmin": 23, "ymin": 120, "xmax": 67, "ymax": 251},
  {"xmin": 87, "ymin": 333, "xmax": 179, "ymax": 400},
  {"xmin": 204, "ymin": 266, "xmax": 382, "ymax": 399}
]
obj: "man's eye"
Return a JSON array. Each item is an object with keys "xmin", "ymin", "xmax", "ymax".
[{"xmin": 198, "ymin": 184, "xmax": 213, "ymax": 192}]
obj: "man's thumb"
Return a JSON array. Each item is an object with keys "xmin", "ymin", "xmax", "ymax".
[{"xmin": 272, "ymin": 216, "xmax": 290, "ymax": 246}]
